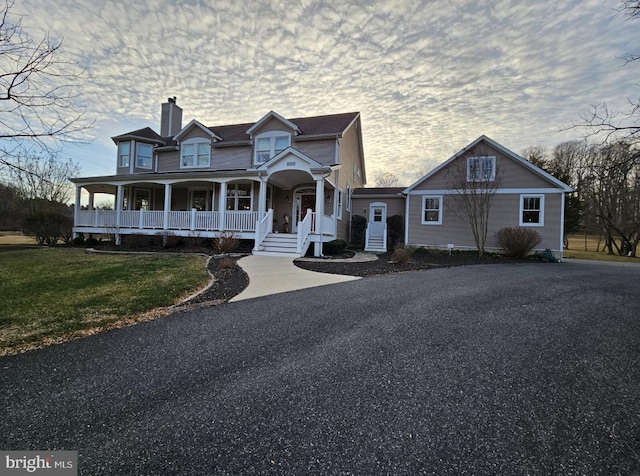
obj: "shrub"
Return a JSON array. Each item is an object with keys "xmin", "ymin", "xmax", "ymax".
[
  {"xmin": 391, "ymin": 247, "xmax": 412, "ymax": 265},
  {"xmin": 85, "ymin": 237, "xmax": 100, "ymax": 247},
  {"xmin": 351, "ymin": 215, "xmax": 367, "ymax": 249},
  {"xmin": 323, "ymin": 239, "xmax": 348, "ymax": 255},
  {"xmin": 497, "ymin": 227, "xmax": 542, "ymax": 258},
  {"xmin": 386, "ymin": 214, "xmax": 404, "ymax": 250},
  {"xmin": 213, "ymin": 232, "xmax": 240, "ymax": 254},
  {"xmin": 72, "ymin": 236, "xmax": 85, "ymax": 246}
]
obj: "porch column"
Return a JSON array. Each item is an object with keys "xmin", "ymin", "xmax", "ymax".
[
  {"xmin": 314, "ymin": 177, "xmax": 324, "ymax": 257},
  {"xmin": 115, "ymin": 185, "xmax": 123, "ymax": 246},
  {"xmin": 218, "ymin": 181, "xmax": 227, "ymax": 231},
  {"xmin": 88, "ymin": 192, "xmax": 95, "ymax": 210},
  {"xmin": 258, "ymin": 178, "xmax": 267, "ymax": 219},
  {"xmin": 73, "ymin": 186, "xmax": 81, "ymax": 238},
  {"xmin": 163, "ymin": 183, "xmax": 172, "ymax": 230}
]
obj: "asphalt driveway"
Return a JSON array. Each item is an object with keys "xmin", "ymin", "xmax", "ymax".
[{"xmin": 1, "ymin": 260, "xmax": 639, "ymax": 475}]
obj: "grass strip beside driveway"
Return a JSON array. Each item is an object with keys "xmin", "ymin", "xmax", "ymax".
[{"xmin": 0, "ymin": 248, "xmax": 209, "ymax": 354}]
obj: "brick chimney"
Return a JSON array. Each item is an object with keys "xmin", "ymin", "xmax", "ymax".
[{"xmin": 160, "ymin": 96, "xmax": 183, "ymax": 137}]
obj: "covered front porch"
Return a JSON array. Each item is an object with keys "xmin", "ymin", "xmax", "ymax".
[{"xmin": 71, "ymin": 154, "xmax": 339, "ymax": 256}]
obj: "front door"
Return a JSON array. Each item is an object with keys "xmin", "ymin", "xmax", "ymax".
[
  {"xmin": 368, "ymin": 203, "xmax": 386, "ymax": 239},
  {"xmin": 300, "ymin": 194, "xmax": 315, "ymax": 221}
]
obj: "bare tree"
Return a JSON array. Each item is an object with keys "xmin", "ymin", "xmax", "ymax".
[
  {"xmin": 0, "ymin": 0, "xmax": 91, "ymax": 172},
  {"xmin": 6, "ymin": 154, "xmax": 79, "ymax": 244},
  {"xmin": 567, "ymin": 1, "xmax": 640, "ymax": 144},
  {"xmin": 374, "ymin": 171, "xmax": 399, "ymax": 187},
  {"xmin": 446, "ymin": 150, "xmax": 501, "ymax": 256}
]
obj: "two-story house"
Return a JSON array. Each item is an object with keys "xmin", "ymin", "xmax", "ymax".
[{"xmin": 71, "ymin": 98, "xmax": 366, "ymax": 256}]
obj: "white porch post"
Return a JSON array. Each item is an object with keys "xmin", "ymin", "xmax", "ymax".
[
  {"xmin": 314, "ymin": 177, "xmax": 324, "ymax": 257},
  {"xmin": 163, "ymin": 183, "xmax": 171, "ymax": 230},
  {"xmin": 88, "ymin": 192, "xmax": 95, "ymax": 210},
  {"xmin": 258, "ymin": 178, "xmax": 267, "ymax": 219},
  {"xmin": 115, "ymin": 185, "xmax": 123, "ymax": 245},
  {"xmin": 73, "ymin": 186, "xmax": 81, "ymax": 238},
  {"xmin": 218, "ymin": 182, "xmax": 227, "ymax": 231}
]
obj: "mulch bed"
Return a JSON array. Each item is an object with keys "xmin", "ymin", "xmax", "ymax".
[
  {"xmin": 186, "ymin": 255, "xmax": 250, "ymax": 304},
  {"xmin": 294, "ymin": 250, "xmax": 537, "ymax": 277}
]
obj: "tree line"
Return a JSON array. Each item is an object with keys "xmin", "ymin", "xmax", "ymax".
[{"xmin": 522, "ymin": 141, "xmax": 640, "ymax": 256}]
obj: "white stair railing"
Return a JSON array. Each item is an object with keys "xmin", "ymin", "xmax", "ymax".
[
  {"xmin": 254, "ymin": 209, "xmax": 273, "ymax": 251},
  {"xmin": 297, "ymin": 209, "xmax": 313, "ymax": 255}
]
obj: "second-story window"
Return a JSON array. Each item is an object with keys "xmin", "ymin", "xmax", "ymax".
[
  {"xmin": 118, "ymin": 141, "xmax": 130, "ymax": 168},
  {"xmin": 181, "ymin": 139, "xmax": 211, "ymax": 168},
  {"xmin": 467, "ymin": 156, "xmax": 496, "ymax": 181},
  {"xmin": 255, "ymin": 133, "xmax": 290, "ymax": 164},
  {"xmin": 136, "ymin": 143, "xmax": 152, "ymax": 169}
]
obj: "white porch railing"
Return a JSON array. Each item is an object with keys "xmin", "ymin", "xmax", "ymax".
[
  {"xmin": 76, "ymin": 209, "xmax": 259, "ymax": 233},
  {"xmin": 254, "ymin": 208, "xmax": 273, "ymax": 251},
  {"xmin": 297, "ymin": 209, "xmax": 313, "ymax": 255},
  {"xmin": 365, "ymin": 222, "xmax": 387, "ymax": 251}
]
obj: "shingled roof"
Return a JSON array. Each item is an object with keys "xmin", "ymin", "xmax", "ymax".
[{"xmin": 113, "ymin": 112, "xmax": 360, "ymax": 146}]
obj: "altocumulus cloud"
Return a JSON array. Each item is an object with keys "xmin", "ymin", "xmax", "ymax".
[{"xmin": 15, "ymin": 0, "xmax": 639, "ymax": 183}]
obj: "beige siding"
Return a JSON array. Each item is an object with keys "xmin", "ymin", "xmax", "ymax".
[
  {"xmin": 252, "ymin": 117, "xmax": 292, "ymax": 135},
  {"xmin": 336, "ymin": 117, "xmax": 365, "ymax": 241},
  {"xmin": 407, "ymin": 192, "xmax": 564, "ymax": 252},
  {"xmin": 414, "ymin": 142, "xmax": 551, "ymax": 191},
  {"xmin": 294, "ymin": 139, "xmax": 336, "ymax": 165},
  {"xmin": 213, "ymin": 146, "xmax": 252, "ymax": 170},
  {"xmin": 158, "ymin": 150, "xmax": 180, "ymax": 171}
]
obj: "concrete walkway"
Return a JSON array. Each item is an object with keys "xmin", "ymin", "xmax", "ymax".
[{"xmin": 230, "ymin": 255, "xmax": 360, "ymax": 302}]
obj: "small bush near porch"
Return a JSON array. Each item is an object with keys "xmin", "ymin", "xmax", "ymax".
[{"xmin": 0, "ymin": 248, "xmax": 209, "ymax": 355}]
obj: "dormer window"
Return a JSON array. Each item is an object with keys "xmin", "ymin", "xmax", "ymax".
[
  {"xmin": 118, "ymin": 141, "xmax": 130, "ymax": 168},
  {"xmin": 255, "ymin": 132, "xmax": 290, "ymax": 164},
  {"xmin": 181, "ymin": 138, "xmax": 211, "ymax": 168},
  {"xmin": 136, "ymin": 143, "xmax": 153, "ymax": 169}
]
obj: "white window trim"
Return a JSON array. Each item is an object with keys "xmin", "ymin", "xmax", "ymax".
[
  {"xmin": 421, "ymin": 195, "xmax": 443, "ymax": 225},
  {"xmin": 189, "ymin": 188, "xmax": 211, "ymax": 211},
  {"xmin": 467, "ymin": 156, "xmax": 496, "ymax": 182},
  {"xmin": 226, "ymin": 183, "xmax": 254, "ymax": 211},
  {"xmin": 520, "ymin": 194, "xmax": 545, "ymax": 227},
  {"xmin": 254, "ymin": 131, "xmax": 291, "ymax": 164},
  {"xmin": 346, "ymin": 184, "xmax": 351, "ymax": 212},
  {"xmin": 136, "ymin": 143, "xmax": 153, "ymax": 170},
  {"xmin": 337, "ymin": 188, "xmax": 343, "ymax": 220},
  {"xmin": 180, "ymin": 137, "xmax": 211, "ymax": 169},
  {"xmin": 118, "ymin": 141, "xmax": 130, "ymax": 168}
]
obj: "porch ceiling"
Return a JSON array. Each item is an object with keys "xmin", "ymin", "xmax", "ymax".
[{"xmin": 269, "ymin": 170, "xmax": 313, "ymax": 190}]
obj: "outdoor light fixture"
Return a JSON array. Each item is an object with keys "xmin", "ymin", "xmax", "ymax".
[{"xmin": 286, "ymin": 195, "xmax": 290, "ymax": 202}]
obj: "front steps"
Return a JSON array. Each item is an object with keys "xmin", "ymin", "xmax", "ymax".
[
  {"xmin": 253, "ymin": 233, "xmax": 301, "ymax": 257},
  {"xmin": 365, "ymin": 235, "xmax": 386, "ymax": 252}
]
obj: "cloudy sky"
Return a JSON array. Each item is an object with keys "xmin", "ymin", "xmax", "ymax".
[{"xmin": 14, "ymin": 0, "xmax": 640, "ymax": 185}]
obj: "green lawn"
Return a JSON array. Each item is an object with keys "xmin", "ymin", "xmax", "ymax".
[{"xmin": 0, "ymin": 248, "xmax": 209, "ymax": 354}]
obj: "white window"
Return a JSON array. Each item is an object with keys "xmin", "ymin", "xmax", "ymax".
[
  {"xmin": 226, "ymin": 183, "xmax": 252, "ymax": 211},
  {"xmin": 422, "ymin": 195, "xmax": 442, "ymax": 225},
  {"xmin": 181, "ymin": 139, "xmax": 211, "ymax": 168},
  {"xmin": 520, "ymin": 194, "xmax": 544, "ymax": 226},
  {"xmin": 467, "ymin": 156, "xmax": 496, "ymax": 181},
  {"xmin": 118, "ymin": 141, "xmax": 130, "ymax": 168},
  {"xmin": 254, "ymin": 132, "xmax": 290, "ymax": 164},
  {"xmin": 190, "ymin": 190, "xmax": 210, "ymax": 211},
  {"xmin": 337, "ymin": 189, "xmax": 343, "ymax": 220},
  {"xmin": 134, "ymin": 189, "xmax": 151, "ymax": 210},
  {"xmin": 136, "ymin": 143, "xmax": 152, "ymax": 169}
]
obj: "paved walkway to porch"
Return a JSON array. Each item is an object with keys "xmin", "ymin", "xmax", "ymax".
[{"xmin": 230, "ymin": 255, "xmax": 361, "ymax": 302}]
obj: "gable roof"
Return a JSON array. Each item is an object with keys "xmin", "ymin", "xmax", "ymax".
[
  {"xmin": 404, "ymin": 135, "xmax": 573, "ymax": 193},
  {"xmin": 173, "ymin": 119, "xmax": 223, "ymax": 142},
  {"xmin": 114, "ymin": 112, "xmax": 360, "ymax": 148},
  {"xmin": 246, "ymin": 111, "xmax": 300, "ymax": 135}
]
